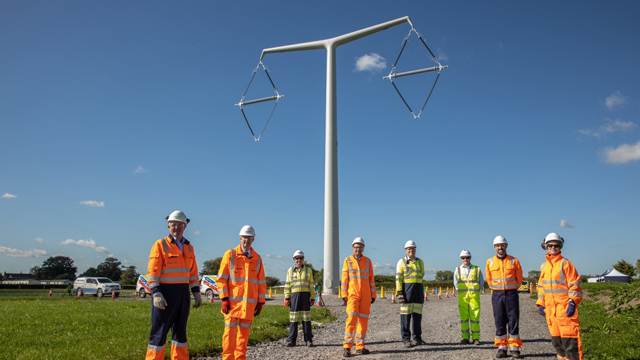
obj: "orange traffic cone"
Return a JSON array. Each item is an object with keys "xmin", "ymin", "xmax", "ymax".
[
  {"xmin": 316, "ymin": 297, "xmax": 323, "ymax": 306},
  {"xmin": 112, "ymin": 289, "xmax": 116, "ymax": 299},
  {"xmin": 424, "ymin": 291, "xmax": 428, "ymax": 301},
  {"xmin": 391, "ymin": 293, "xmax": 396, "ymax": 304},
  {"xmin": 446, "ymin": 289, "xmax": 449, "ymax": 298},
  {"xmin": 48, "ymin": 288, "xmax": 52, "ymax": 297},
  {"xmin": 209, "ymin": 294, "xmax": 214, "ymax": 303},
  {"xmin": 452, "ymin": 289, "xmax": 456, "ymax": 297},
  {"xmin": 77, "ymin": 288, "xmax": 82, "ymax": 297}
]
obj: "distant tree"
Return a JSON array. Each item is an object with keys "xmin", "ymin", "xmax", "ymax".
[
  {"xmin": 120, "ymin": 266, "xmax": 139, "ymax": 285},
  {"xmin": 96, "ymin": 257, "xmax": 124, "ymax": 281},
  {"xmin": 435, "ymin": 270, "xmax": 454, "ymax": 282},
  {"xmin": 636, "ymin": 259, "xmax": 640, "ymax": 279},
  {"xmin": 33, "ymin": 256, "xmax": 77, "ymax": 280},
  {"xmin": 303, "ymin": 262, "xmax": 323, "ymax": 291},
  {"xmin": 80, "ymin": 267, "xmax": 99, "ymax": 277},
  {"xmin": 527, "ymin": 270, "xmax": 541, "ymax": 281},
  {"xmin": 200, "ymin": 257, "xmax": 222, "ymax": 276},
  {"xmin": 265, "ymin": 276, "xmax": 280, "ymax": 287},
  {"xmin": 613, "ymin": 259, "xmax": 636, "ymax": 278}
]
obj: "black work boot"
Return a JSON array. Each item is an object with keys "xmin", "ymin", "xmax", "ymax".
[
  {"xmin": 343, "ymin": 348, "xmax": 351, "ymax": 357},
  {"xmin": 496, "ymin": 349, "xmax": 507, "ymax": 358}
]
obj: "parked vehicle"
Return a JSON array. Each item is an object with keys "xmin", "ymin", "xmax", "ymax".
[
  {"xmin": 200, "ymin": 275, "xmax": 219, "ymax": 300},
  {"xmin": 136, "ymin": 275, "xmax": 152, "ymax": 298},
  {"xmin": 518, "ymin": 280, "xmax": 530, "ymax": 292},
  {"xmin": 73, "ymin": 277, "xmax": 121, "ymax": 297}
]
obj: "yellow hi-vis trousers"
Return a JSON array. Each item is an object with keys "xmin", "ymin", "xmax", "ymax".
[
  {"xmin": 222, "ymin": 316, "xmax": 252, "ymax": 360},
  {"xmin": 343, "ymin": 295, "xmax": 371, "ymax": 350},
  {"xmin": 458, "ymin": 294, "xmax": 480, "ymax": 340}
]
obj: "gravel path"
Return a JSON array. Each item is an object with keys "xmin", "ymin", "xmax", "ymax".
[{"xmin": 204, "ymin": 292, "xmax": 558, "ymax": 360}]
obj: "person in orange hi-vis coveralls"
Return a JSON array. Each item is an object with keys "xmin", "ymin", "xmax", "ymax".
[
  {"xmin": 216, "ymin": 225, "xmax": 267, "ymax": 360},
  {"xmin": 536, "ymin": 233, "xmax": 583, "ymax": 360},
  {"xmin": 486, "ymin": 235, "xmax": 523, "ymax": 359},
  {"xmin": 146, "ymin": 210, "xmax": 202, "ymax": 360},
  {"xmin": 341, "ymin": 237, "xmax": 376, "ymax": 358}
]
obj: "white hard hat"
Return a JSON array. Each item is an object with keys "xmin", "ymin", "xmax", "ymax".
[
  {"xmin": 404, "ymin": 240, "xmax": 417, "ymax": 249},
  {"xmin": 239, "ymin": 225, "xmax": 255, "ymax": 237},
  {"xmin": 544, "ymin": 232, "xmax": 564, "ymax": 244},
  {"xmin": 166, "ymin": 210, "xmax": 190, "ymax": 224},
  {"xmin": 292, "ymin": 250, "xmax": 305, "ymax": 259},
  {"xmin": 493, "ymin": 236, "xmax": 507, "ymax": 245},
  {"xmin": 460, "ymin": 249, "xmax": 471, "ymax": 258},
  {"xmin": 352, "ymin": 237, "xmax": 365, "ymax": 246}
]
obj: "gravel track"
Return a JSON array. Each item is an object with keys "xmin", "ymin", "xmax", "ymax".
[{"xmin": 203, "ymin": 292, "xmax": 557, "ymax": 360}]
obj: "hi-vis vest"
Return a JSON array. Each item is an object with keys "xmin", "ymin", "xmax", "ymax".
[
  {"xmin": 455, "ymin": 265, "xmax": 481, "ymax": 298},
  {"xmin": 216, "ymin": 245, "xmax": 267, "ymax": 320},
  {"xmin": 341, "ymin": 255, "xmax": 376, "ymax": 299},
  {"xmin": 536, "ymin": 253, "xmax": 583, "ymax": 308},
  {"xmin": 147, "ymin": 236, "xmax": 199, "ymax": 293},
  {"xmin": 486, "ymin": 255, "xmax": 523, "ymax": 291},
  {"xmin": 284, "ymin": 265, "xmax": 316, "ymax": 300},
  {"xmin": 395, "ymin": 257, "xmax": 425, "ymax": 286}
]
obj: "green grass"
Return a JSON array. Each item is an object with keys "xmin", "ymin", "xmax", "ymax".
[
  {"xmin": 580, "ymin": 282, "xmax": 640, "ymax": 360},
  {"xmin": 0, "ymin": 292, "xmax": 335, "ymax": 360}
]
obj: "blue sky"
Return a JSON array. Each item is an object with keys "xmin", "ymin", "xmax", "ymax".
[{"xmin": 1, "ymin": 1, "xmax": 639, "ymax": 282}]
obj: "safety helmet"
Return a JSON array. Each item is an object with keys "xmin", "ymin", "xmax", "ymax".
[
  {"xmin": 544, "ymin": 232, "xmax": 564, "ymax": 244},
  {"xmin": 239, "ymin": 225, "xmax": 255, "ymax": 237},
  {"xmin": 292, "ymin": 250, "xmax": 305, "ymax": 259},
  {"xmin": 404, "ymin": 240, "xmax": 417, "ymax": 249},
  {"xmin": 493, "ymin": 235, "xmax": 507, "ymax": 245},
  {"xmin": 352, "ymin": 237, "xmax": 365, "ymax": 246},
  {"xmin": 166, "ymin": 210, "xmax": 190, "ymax": 224},
  {"xmin": 460, "ymin": 249, "xmax": 471, "ymax": 258}
]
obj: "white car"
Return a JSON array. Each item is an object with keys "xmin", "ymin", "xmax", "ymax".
[
  {"xmin": 73, "ymin": 277, "xmax": 121, "ymax": 297},
  {"xmin": 200, "ymin": 275, "xmax": 220, "ymax": 300},
  {"xmin": 136, "ymin": 275, "xmax": 152, "ymax": 298}
]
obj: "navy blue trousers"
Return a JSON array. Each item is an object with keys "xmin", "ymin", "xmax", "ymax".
[
  {"xmin": 148, "ymin": 283, "xmax": 191, "ymax": 347},
  {"xmin": 491, "ymin": 289, "xmax": 520, "ymax": 338}
]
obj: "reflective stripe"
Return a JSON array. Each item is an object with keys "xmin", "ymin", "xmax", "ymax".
[
  {"xmin": 148, "ymin": 276, "xmax": 160, "ymax": 281},
  {"xmin": 148, "ymin": 344, "xmax": 166, "ymax": 351},
  {"xmin": 159, "ymin": 275, "xmax": 190, "ymax": 282},
  {"xmin": 171, "ymin": 340, "xmax": 187, "ymax": 348},
  {"xmin": 509, "ymin": 333, "xmax": 520, "ymax": 338},
  {"xmin": 569, "ymin": 281, "xmax": 580, "ymax": 287},
  {"xmin": 218, "ymin": 274, "xmax": 229, "ymax": 280},
  {"xmin": 348, "ymin": 312, "xmax": 370, "ymax": 318},
  {"xmin": 569, "ymin": 291, "xmax": 582, "ymax": 297},
  {"xmin": 225, "ymin": 321, "xmax": 238, "ymax": 327},
  {"xmin": 542, "ymin": 279, "xmax": 567, "ymax": 285},
  {"xmin": 161, "ymin": 267, "xmax": 190, "ymax": 274},
  {"xmin": 470, "ymin": 320, "xmax": 480, "ymax": 324},
  {"xmin": 239, "ymin": 322, "xmax": 252, "ymax": 328},
  {"xmin": 161, "ymin": 239, "xmax": 170, "ymax": 253},
  {"xmin": 229, "ymin": 296, "xmax": 258, "ymax": 304},
  {"xmin": 544, "ymin": 289, "xmax": 568, "ymax": 294}
]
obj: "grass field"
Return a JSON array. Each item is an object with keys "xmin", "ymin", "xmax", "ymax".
[{"xmin": 0, "ymin": 290, "xmax": 334, "ymax": 360}]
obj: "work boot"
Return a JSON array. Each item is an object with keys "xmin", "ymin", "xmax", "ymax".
[
  {"xmin": 496, "ymin": 349, "xmax": 507, "ymax": 358},
  {"xmin": 343, "ymin": 348, "xmax": 351, "ymax": 358},
  {"xmin": 306, "ymin": 341, "xmax": 314, "ymax": 347},
  {"xmin": 285, "ymin": 342, "xmax": 294, "ymax": 347},
  {"xmin": 460, "ymin": 338, "xmax": 470, "ymax": 345},
  {"xmin": 510, "ymin": 350, "xmax": 522, "ymax": 359},
  {"xmin": 413, "ymin": 339, "xmax": 427, "ymax": 346},
  {"xmin": 473, "ymin": 339, "xmax": 480, "ymax": 346},
  {"xmin": 404, "ymin": 341, "xmax": 413, "ymax": 348},
  {"xmin": 355, "ymin": 348, "xmax": 370, "ymax": 355}
]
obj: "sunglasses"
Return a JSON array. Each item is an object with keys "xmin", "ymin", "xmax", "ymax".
[
  {"xmin": 294, "ymin": 257, "xmax": 304, "ymax": 260},
  {"xmin": 547, "ymin": 244, "xmax": 562, "ymax": 249},
  {"xmin": 461, "ymin": 257, "xmax": 470, "ymax": 260}
]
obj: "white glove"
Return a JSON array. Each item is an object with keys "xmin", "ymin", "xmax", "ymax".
[
  {"xmin": 193, "ymin": 292, "xmax": 202, "ymax": 308},
  {"xmin": 153, "ymin": 293, "xmax": 168, "ymax": 310}
]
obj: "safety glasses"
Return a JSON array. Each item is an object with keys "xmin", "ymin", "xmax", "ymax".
[
  {"xmin": 546, "ymin": 244, "xmax": 562, "ymax": 249},
  {"xmin": 460, "ymin": 257, "xmax": 470, "ymax": 260}
]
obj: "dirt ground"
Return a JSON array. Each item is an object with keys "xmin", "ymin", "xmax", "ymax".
[{"xmin": 203, "ymin": 292, "xmax": 558, "ymax": 360}]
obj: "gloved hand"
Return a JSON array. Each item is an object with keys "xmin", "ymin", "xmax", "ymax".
[
  {"xmin": 397, "ymin": 293, "xmax": 405, "ymax": 304},
  {"xmin": 371, "ymin": 298, "xmax": 375, "ymax": 304},
  {"xmin": 221, "ymin": 300, "xmax": 231, "ymax": 314},
  {"xmin": 254, "ymin": 303, "xmax": 263, "ymax": 316},
  {"xmin": 310, "ymin": 299, "xmax": 315, "ymax": 306},
  {"xmin": 153, "ymin": 293, "xmax": 167, "ymax": 310},
  {"xmin": 566, "ymin": 299, "xmax": 576, "ymax": 317},
  {"xmin": 342, "ymin": 298, "xmax": 348, "ymax": 303},
  {"xmin": 537, "ymin": 305, "xmax": 545, "ymax": 316},
  {"xmin": 193, "ymin": 292, "xmax": 202, "ymax": 308},
  {"xmin": 284, "ymin": 299, "xmax": 291, "ymax": 307}
]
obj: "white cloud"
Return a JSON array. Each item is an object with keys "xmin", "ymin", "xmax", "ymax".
[
  {"xmin": 354, "ymin": 53, "xmax": 386, "ymax": 73},
  {"xmin": 79, "ymin": 200, "xmax": 105, "ymax": 207},
  {"xmin": 2, "ymin": 193, "xmax": 17, "ymax": 199},
  {"xmin": 35, "ymin": 237, "xmax": 46, "ymax": 244},
  {"xmin": 264, "ymin": 254, "xmax": 286, "ymax": 260},
  {"xmin": 560, "ymin": 219, "xmax": 574, "ymax": 228},
  {"xmin": 437, "ymin": 48, "xmax": 449, "ymax": 61},
  {"xmin": 133, "ymin": 165, "xmax": 148, "ymax": 175},
  {"xmin": 605, "ymin": 91, "xmax": 626, "ymax": 110},
  {"xmin": 373, "ymin": 263, "xmax": 395, "ymax": 270},
  {"xmin": 193, "ymin": 231, "xmax": 201, "ymax": 236},
  {"xmin": 0, "ymin": 246, "xmax": 47, "ymax": 258},
  {"xmin": 578, "ymin": 118, "xmax": 636, "ymax": 138},
  {"xmin": 602, "ymin": 139, "xmax": 640, "ymax": 164},
  {"xmin": 61, "ymin": 238, "xmax": 110, "ymax": 253}
]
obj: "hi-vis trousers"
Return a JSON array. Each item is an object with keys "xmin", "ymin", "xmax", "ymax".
[
  {"xmin": 546, "ymin": 303, "xmax": 583, "ymax": 360},
  {"xmin": 222, "ymin": 316, "xmax": 253, "ymax": 360},
  {"xmin": 343, "ymin": 295, "xmax": 371, "ymax": 350},
  {"xmin": 458, "ymin": 294, "xmax": 480, "ymax": 340}
]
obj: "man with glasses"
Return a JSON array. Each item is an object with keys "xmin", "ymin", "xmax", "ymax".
[
  {"xmin": 341, "ymin": 237, "xmax": 376, "ymax": 357},
  {"xmin": 395, "ymin": 240, "xmax": 426, "ymax": 348},
  {"xmin": 454, "ymin": 249, "xmax": 484, "ymax": 346},
  {"xmin": 486, "ymin": 236, "xmax": 523, "ymax": 359},
  {"xmin": 284, "ymin": 250, "xmax": 316, "ymax": 347},
  {"xmin": 536, "ymin": 233, "xmax": 583, "ymax": 360}
]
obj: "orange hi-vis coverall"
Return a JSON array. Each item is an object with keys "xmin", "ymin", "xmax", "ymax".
[
  {"xmin": 341, "ymin": 255, "xmax": 376, "ymax": 351},
  {"xmin": 536, "ymin": 252, "xmax": 583, "ymax": 360},
  {"xmin": 486, "ymin": 255, "xmax": 523, "ymax": 352},
  {"xmin": 146, "ymin": 236, "xmax": 200, "ymax": 360},
  {"xmin": 216, "ymin": 245, "xmax": 266, "ymax": 360}
]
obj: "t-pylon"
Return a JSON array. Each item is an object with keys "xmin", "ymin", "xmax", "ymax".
[
  {"xmin": 48, "ymin": 288, "xmax": 52, "ymax": 297},
  {"xmin": 112, "ymin": 289, "xmax": 116, "ymax": 299},
  {"xmin": 391, "ymin": 293, "xmax": 396, "ymax": 304}
]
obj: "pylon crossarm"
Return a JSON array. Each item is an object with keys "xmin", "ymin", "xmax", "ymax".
[{"xmin": 235, "ymin": 60, "xmax": 285, "ymax": 142}]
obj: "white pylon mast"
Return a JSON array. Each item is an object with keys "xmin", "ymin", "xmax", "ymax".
[{"xmin": 260, "ymin": 17, "xmax": 414, "ymax": 295}]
